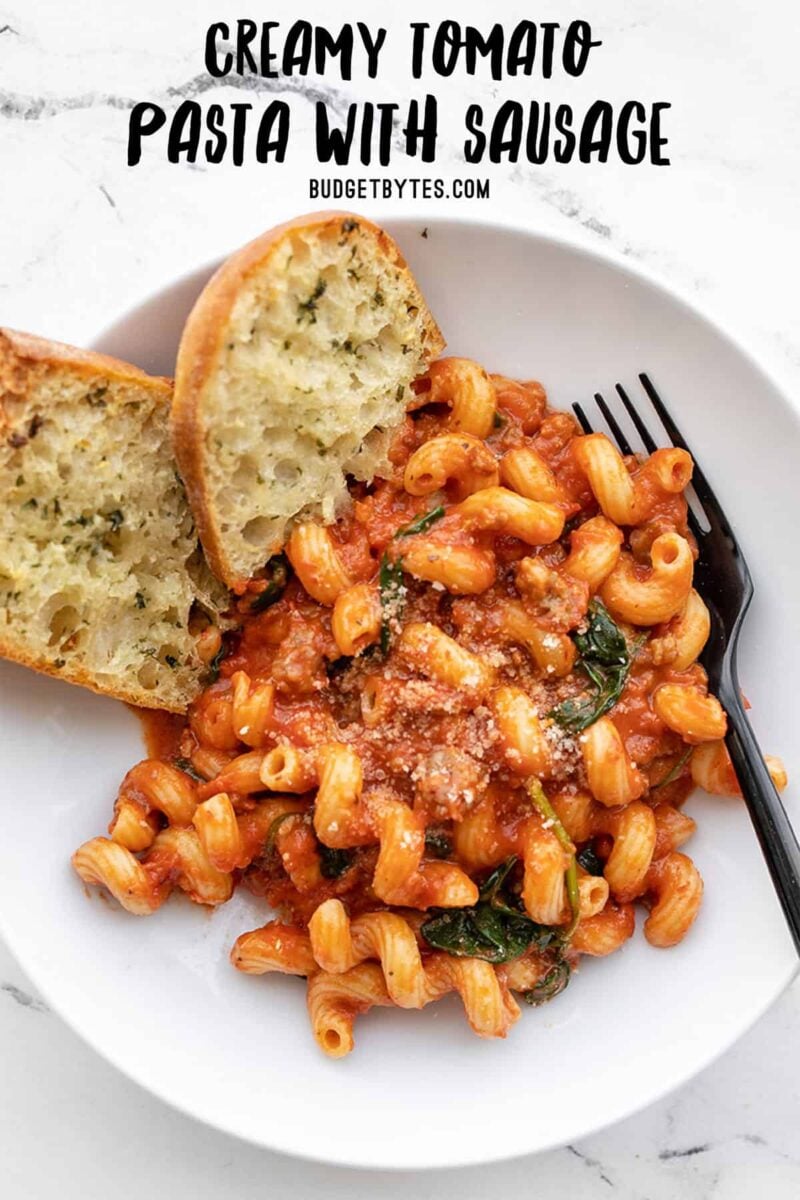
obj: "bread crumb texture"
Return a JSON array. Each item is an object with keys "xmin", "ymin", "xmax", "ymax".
[
  {"xmin": 0, "ymin": 333, "xmax": 228, "ymax": 710},
  {"xmin": 200, "ymin": 218, "xmax": 440, "ymax": 580}
]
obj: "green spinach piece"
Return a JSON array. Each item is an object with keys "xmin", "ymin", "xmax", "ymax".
[
  {"xmin": 522, "ymin": 959, "xmax": 571, "ymax": 1006},
  {"xmin": 396, "ymin": 505, "xmax": 445, "ymax": 538},
  {"xmin": 652, "ymin": 747, "xmax": 692, "ymax": 790},
  {"xmin": 206, "ymin": 643, "xmax": 227, "ymax": 684},
  {"xmin": 265, "ymin": 813, "xmax": 354, "ymax": 879},
  {"xmin": 420, "ymin": 856, "xmax": 558, "ymax": 964},
  {"xmin": 424, "ymin": 828, "xmax": 453, "ymax": 859},
  {"xmin": 526, "ymin": 779, "xmax": 580, "ymax": 934},
  {"xmin": 318, "ymin": 846, "xmax": 356, "ymax": 879},
  {"xmin": 265, "ymin": 810, "xmax": 302, "ymax": 855},
  {"xmin": 248, "ymin": 554, "xmax": 289, "ymax": 614},
  {"xmin": 174, "ymin": 757, "xmax": 204, "ymax": 783},
  {"xmin": 549, "ymin": 600, "xmax": 643, "ymax": 733},
  {"xmin": 576, "ymin": 843, "xmax": 605, "ymax": 877}
]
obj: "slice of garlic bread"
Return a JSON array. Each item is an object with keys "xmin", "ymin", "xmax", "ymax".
[
  {"xmin": 172, "ymin": 212, "xmax": 445, "ymax": 589},
  {"xmin": 0, "ymin": 329, "xmax": 229, "ymax": 711}
]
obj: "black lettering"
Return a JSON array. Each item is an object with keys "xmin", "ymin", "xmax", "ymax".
[
  {"xmin": 230, "ymin": 103, "xmax": 252, "ymax": 166},
  {"xmin": 579, "ymin": 100, "xmax": 613, "ymax": 162},
  {"xmin": 358, "ymin": 23, "xmax": 387, "ymax": 78},
  {"xmin": 507, "ymin": 22, "xmax": 537, "ymax": 75},
  {"xmin": 489, "ymin": 100, "xmax": 523, "ymax": 162},
  {"xmin": 168, "ymin": 101, "xmax": 201, "ymax": 163},
  {"xmin": 204, "ymin": 23, "xmax": 231, "ymax": 77},
  {"xmin": 259, "ymin": 22, "xmax": 280, "ymax": 78},
  {"xmin": 376, "ymin": 103, "xmax": 398, "ymax": 165},
  {"xmin": 539, "ymin": 22, "xmax": 560, "ymax": 79},
  {"xmin": 464, "ymin": 24, "xmax": 504, "ymax": 80},
  {"xmin": 464, "ymin": 104, "xmax": 485, "ymax": 163},
  {"xmin": 564, "ymin": 21, "xmax": 602, "ymax": 76},
  {"xmin": 315, "ymin": 26, "xmax": 353, "ymax": 80},
  {"xmin": 525, "ymin": 102, "xmax": 550, "ymax": 164},
  {"xmin": 283, "ymin": 21, "xmax": 312, "ymax": 75},
  {"xmin": 256, "ymin": 102, "xmax": 289, "ymax": 162},
  {"xmin": 403, "ymin": 96, "xmax": 437, "ymax": 162},
  {"xmin": 553, "ymin": 104, "xmax": 575, "ymax": 162},
  {"xmin": 616, "ymin": 100, "xmax": 647, "ymax": 165},
  {"xmin": 127, "ymin": 103, "xmax": 166, "ymax": 166},
  {"xmin": 316, "ymin": 101, "xmax": 357, "ymax": 164},
  {"xmin": 235, "ymin": 20, "xmax": 259, "ymax": 75},
  {"xmin": 650, "ymin": 102, "xmax": 671, "ymax": 165},
  {"xmin": 359, "ymin": 104, "xmax": 374, "ymax": 165},
  {"xmin": 205, "ymin": 104, "xmax": 226, "ymax": 163},
  {"xmin": 410, "ymin": 23, "xmax": 428, "ymax": 79},
  {"xmin": 432, "ymin": 20, "xmax": 460, "ymax": 76}
]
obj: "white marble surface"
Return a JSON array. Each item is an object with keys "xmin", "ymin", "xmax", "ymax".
[{"xmin": 2, "ymin": 0, "xmax": 800, "ymax": 1193}]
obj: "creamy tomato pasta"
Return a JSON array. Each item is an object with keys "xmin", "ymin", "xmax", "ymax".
[{"xmin": 73, "ymin": 358, "xmax": 787, "ymax": 1057}]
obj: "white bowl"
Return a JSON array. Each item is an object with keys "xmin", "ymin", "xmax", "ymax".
[{"xmin": 1, "ymin": 217, "xmax": 798, "ymax": 1169}]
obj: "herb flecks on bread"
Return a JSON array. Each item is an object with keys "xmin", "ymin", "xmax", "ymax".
[
  {"xmin": 0, "ymin": 329, "xmax": 229, "ymax": 711},
  {"xmin": 172, "ymin": 212, "xmax": 445, "ymax": 589}
]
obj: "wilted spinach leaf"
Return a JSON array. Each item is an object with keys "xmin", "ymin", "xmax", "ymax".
[
  {"xmin": 205, "ymin": 642, "xmax": 228, "ymax": 683},
  {"xmin": 522, "ymin": 959, "xmax": 571, "ymax": 1006},
  {"xmin": 173, "ymin": 757, "xmax": 204, "ymax": 783},
  {"xmin": 574, "ymin": 598, "xmax": 628, "ymax": 664},
  {"xmin": 424, "ymin": 827, "xmax": 453, "ymax": 859},
  {"xmin": 576, "ymin": 843, "xmax": 605, "ymax": 877},
  {"xmin": 526, "ymin": 779, "xmax": 580, "ymax": 935},
  {"xmin": 266, "ymin": 812, "xmax": 354, "ymax": 879},
  {"xmin": 265, "ymin": 810, "xmax": 302, "ymax": 854},
  {"xmin": 421, "ymin": 856, "xmax": 558, "ymax": 964},
  {"xmin": 396, "ymin": 505, "xmax": 445, "ymax": 538},
  {"xmin": 652, "ymin": 746, "xmax": 692, "ymax": 790},
  {"xmin": 318, "ymin": 845, "xmax": 355, "ymax": 879},
  {"xmin": 549, "ymin": 600, "xmax": 643, "ymax": 732},
  {"xmin": 248, "ymin": 554, "xmax": 289, "ymax": 613}
]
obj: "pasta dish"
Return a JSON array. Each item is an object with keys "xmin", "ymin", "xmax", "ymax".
[{"xmin": 72, "ymin": 358, "xmax": 786, "ymax": 1057}]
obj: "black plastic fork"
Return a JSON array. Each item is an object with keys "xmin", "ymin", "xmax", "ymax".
[{"xmin": 575, "ymin": 373, "xmax": 800, "ymax": 952}]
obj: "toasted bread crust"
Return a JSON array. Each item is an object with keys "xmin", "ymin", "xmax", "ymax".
[
  {"xmin": 0, "ymin": 634, "xmax": 188, "ymax": 711},
  {"xmin": 0, "ymin": 327, "xmax": 172, "ymax": 397},
  {"xmin": 0, "ymin": 330, "xmax": 219, "ymax": 712},
  {"xmin": 172, "ymin": 212, "xmax": 445, "ymax": 589}
]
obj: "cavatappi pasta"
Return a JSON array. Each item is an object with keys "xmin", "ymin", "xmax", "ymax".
[{"xmin": 72, "ymin": 357, "xmax": 788, "ymax": 1057}]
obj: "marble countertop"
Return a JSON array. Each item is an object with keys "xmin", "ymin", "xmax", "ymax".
[{"xmin": 2, "ymin": 0, "xmax": 800, "ymax": 1194}]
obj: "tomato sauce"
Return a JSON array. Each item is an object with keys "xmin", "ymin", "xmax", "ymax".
[{"xmin": 130, "ymin": 379, "xmax": 703, "ymax": 927}]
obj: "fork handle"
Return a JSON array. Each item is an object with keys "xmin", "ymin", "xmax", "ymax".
[{"xmin": 723, "ymin": 692, "xmax": 800, "ymax": 953}]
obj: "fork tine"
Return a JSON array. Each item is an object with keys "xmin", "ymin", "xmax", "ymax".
[
  {"xmin": 593, "ymin": 393, "xmax": 634, "ymax": 456},
  {"xmin": 684, "ymin": 498, "xmax": 705, "ymax": 542},
  {"xmin": 638, "ymin": 373, "xmax": 690, "ymax": 452},
  {"xmin": 616, "ymin": 384, "xmax": 658, "ymax": 454},
  {"xmin": 638, "ymin": 373, "xmax": 728, "ymax": 525},
  {"xmin": 572, "ymin": 401, "xmax": 594, "ymax": 434}
]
